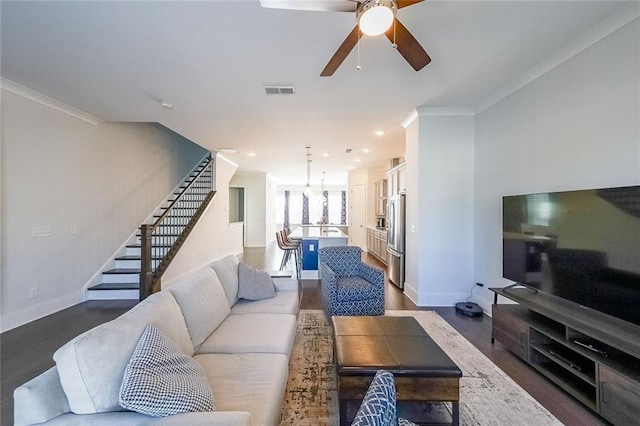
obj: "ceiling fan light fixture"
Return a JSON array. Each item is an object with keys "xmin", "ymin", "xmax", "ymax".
[{"xmin": 357, "ymin": 0, "xmax": 396, "ymax": 37}]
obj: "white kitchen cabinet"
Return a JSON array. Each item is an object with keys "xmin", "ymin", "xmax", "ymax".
[{"xmin": 386, "ymin": 162, "xmax": 406, "ymax": 196}]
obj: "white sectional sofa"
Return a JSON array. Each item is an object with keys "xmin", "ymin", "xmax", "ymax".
[{"xmin": 14, "ymin": 255, "xmax": 300, "ymax": 426}]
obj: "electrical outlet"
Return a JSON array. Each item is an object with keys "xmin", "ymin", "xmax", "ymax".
[
  {"xmin": 29, "ymin": 287, "xmax": 39, "ymax": 299},
  {"xmin": 70, "ymin": 225, "xmax": 78, "ymax": 235},
  {"xmin": 309, "ymin": 244, "xmax": 315, "ymax": 252}
]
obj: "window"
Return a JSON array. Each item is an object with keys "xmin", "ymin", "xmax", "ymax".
[
  {"xmin": 229, "ymin": 187, "xmax": 244, "ymax": 222},
  {"xmin": 277, "ymin": 189, "xmax": 346, "ymax": 226}
]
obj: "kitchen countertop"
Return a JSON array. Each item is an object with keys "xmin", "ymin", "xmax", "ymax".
[{"xmin": 289, "ymin": 226, "xmax": 348, "ymax": 239}]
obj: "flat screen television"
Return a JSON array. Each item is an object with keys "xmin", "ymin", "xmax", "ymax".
[{"xmin": 502, "ymin": 185, "xmax": 640, "ymax": 327}]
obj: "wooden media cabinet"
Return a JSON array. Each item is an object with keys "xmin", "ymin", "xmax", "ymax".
[{"xmin": 490, "ymin": 286, "xmax": 640, "ymax": 425}]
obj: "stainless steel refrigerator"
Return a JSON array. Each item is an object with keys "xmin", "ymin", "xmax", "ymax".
[{"xmin": 386, "ymin": 193, "xmax": 405, "ymax": 289}]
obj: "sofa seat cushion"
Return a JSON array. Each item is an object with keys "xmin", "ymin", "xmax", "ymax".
[
  {"xmin": 336, "ymin": 276, "xmax": 380, "ymax": 301},
  {"xmin": 168, "ymin": 266, "xmax": 230, "ymax": 349},
  {"xmin": 230, "ymin": 291, "xmax": 299, "ymax": 316},
  {"xmin": 194, "ymin": 353, "xmax": 289, "ymax": 426},
  {"xmin": 119, "ymin": 324, "xmax": 215, "ymax": 417},
  {"xmin": 54, "ymin": 291, "xmax": 192, "ymax": 415},
  {"xmin": 210, "ymin": 255, "xmax": 240, "ymax": 307},
  {"xmin": 196, "ymin": 313, "xmax": 296, "ymax": 356}
]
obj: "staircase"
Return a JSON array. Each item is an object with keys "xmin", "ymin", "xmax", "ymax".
[
  {"xmin": 596, "ymin": 186, "xmax": 640, "ymax": 219},
  {"xmin": 87, "ymin": 154, "xmax": 215, "ymax": 300}
]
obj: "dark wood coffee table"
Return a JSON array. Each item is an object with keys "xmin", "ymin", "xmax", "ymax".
[{"xmin": 332, "ymin": 316, "xmax": 462, "ymax": 426}]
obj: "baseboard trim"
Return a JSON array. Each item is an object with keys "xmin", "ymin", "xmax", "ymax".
[{"xmin": 1, "ymin": 291, "xmax": 83, "ymax": 333}]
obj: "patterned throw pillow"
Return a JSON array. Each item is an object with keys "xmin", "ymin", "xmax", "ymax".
[
  {"xmin": 119, "ymin": 324, "xmax": 215, "ymax": 417},
  {"xmin": 351, "ymin": 370, "xmax": 397, "ymax": 426},
  {"xmin": 238, "ymin": 262, "xmax": 276, "ymax": 301}
]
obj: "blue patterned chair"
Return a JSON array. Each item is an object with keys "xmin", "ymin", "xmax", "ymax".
[
  {"xmin": 351, "ymin": 370, "xmax": 418, "ymax": 426},
  {"xmin": 319, "ymin": 246, "xmax": 385, "ymax": 317}
]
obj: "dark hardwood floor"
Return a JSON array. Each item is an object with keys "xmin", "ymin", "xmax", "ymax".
[{"xmin": 0, "ymin": 244, "xmax": 606, "ymax": 426}]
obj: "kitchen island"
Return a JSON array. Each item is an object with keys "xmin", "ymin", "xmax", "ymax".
[{"xmin": 289, "ymin": 226, "xmax": 348, "ymax": 279}]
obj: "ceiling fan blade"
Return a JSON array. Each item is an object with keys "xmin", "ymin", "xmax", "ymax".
[
  {"xmin": 259, "ymin": 0, "xmax": 357, "ymax": 12},
  {"xmin": 396, "ymin": 0, "xmax": 424, "ymax": 9},
  {"xmin": 385, "ymin": 18, "xmax": 431, "ymax": 71},
  {"xmin": 321, "ymin": 26, "xmax": 362, "ymax": 77}
]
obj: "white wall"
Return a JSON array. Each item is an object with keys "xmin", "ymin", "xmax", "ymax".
[
  {"xmin": 472, "ymin": 18, "xmax": 640, "ymax": 312},
  {"xmin": 161, "ymin": 154, "xmax": 243, "ymax": 287},
  {"xmin": 405, "ymin": 113, "xmax": 475, "ymax": 306},
  {"xmin": 265, "ymin": 174, "xmax": 277, "ymax": 245},
  {"xmin": 230, "ymin": 173, "xmax": 270, "ymax": 247},
  {"xmin": 1, "ymin": 87, "xmax": 208, "ymax": 331},
  {"xmin": 404, "ymin": 119, "xmax": 420, "ymax": 301}
]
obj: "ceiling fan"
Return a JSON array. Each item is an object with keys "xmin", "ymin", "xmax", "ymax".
[{"xmin": 260, "ymin": 0, "xmax": 431, "ymax": 76}]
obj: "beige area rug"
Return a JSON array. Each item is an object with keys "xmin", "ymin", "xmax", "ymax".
[{"xmin": 280, "ymin": 309, "xmax": 562, "ymax": 426}]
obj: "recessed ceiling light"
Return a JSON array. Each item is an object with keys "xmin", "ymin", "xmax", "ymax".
[
  {"xmin": 322, "ymin": 152, "xmax": 330, "ymax": 157},
  {"xmin": 355, "ymin": 158, "xmax": 361, "ymax": 162},
  {"xmin": 248, "ymin": 152, "xmax": 256, "ymax": 157},
  {"xmin": 219, "ymin": 148, "xmax": 238, "ymax": 154},
  {"xmin": 160, "ymin": 101, "xmax": 173, "ymax": 109},
  {"xmin": 375, "ymin": 130, "xmax": 385, "ymax": 136},
  {"xmin": 362, "ymin": 148, "xmax": 371, "ymax": 153}
]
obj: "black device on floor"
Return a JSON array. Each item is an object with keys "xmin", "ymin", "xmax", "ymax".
[{"xmin": 455, "ymin": 302, "xmax": 483, "ymax": 317}]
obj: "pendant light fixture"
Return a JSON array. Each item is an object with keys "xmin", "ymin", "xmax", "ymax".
[{"xmin": 303, "ymin": 146, "xmax": 313, "ymax": 197}]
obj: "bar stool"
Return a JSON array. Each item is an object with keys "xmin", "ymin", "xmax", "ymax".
[{"xmin": 276, "ymin": 230, "xmax": 301, "ymax": 277}]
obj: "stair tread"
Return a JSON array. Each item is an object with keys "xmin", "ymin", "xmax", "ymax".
[
  {"xmin": 127, "ymin": 244, "xmax": 173, "ymax": 248},
  {"xmin": 103, "ymin": 268, "xmax": 141, "ymax": 274},
  {"xmin": 116, "ymin": 255, "xmax": 163, "ymax": 261},
  {"xmin": 161, "ymin": 207, "xmax": 200, "ymax": 210},
  {"xmin": 89, "ymin": 283, "xmax": 139, "ymax": 290}
]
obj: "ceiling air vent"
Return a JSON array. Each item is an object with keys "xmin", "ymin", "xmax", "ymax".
[{"xmin": 264, "ymin": 85, "xmax": 295, "ymax": 95}]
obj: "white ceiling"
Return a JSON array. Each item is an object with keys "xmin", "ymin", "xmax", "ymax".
[{"xmin": 1, "ymin": 1, "xmax": 630, "ymax": 185}]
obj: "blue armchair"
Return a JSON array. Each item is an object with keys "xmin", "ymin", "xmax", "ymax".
[{"xmin": 318, "ymin": 246, "xmax": 385, "ymax": 317}]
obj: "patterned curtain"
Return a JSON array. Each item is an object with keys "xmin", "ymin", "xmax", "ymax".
[
  {"xmin": 341, "ymin": 190, "xmax": 347, "ymax": 225},
  {"xmin": 322, "ymin": 190, "xmax": 329, "ymax": 224},
  {"xmin": 283, "ymin": 190, "xmax": 290, "ymax": 229},
  {"xmin": 302, "ymin": 193, "xmax": 309, "ymax": 225}
]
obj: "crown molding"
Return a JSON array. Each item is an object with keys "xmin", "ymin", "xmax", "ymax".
[
  {"xmin": 400, "ymin": 109, "xmax": 418, "ymax": 129},
  {"xmin": 416, "ymin": 106, "xmax": 475, "ymax": 117},
  {"xmin": 1, "ymin": 78, "xmax": 103, "ymax": 125},
  {"xmin": 475, "ymin": 3, "xmax": 640, "ymax": 114}
]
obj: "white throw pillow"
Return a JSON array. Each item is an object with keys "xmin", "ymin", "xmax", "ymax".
[
  {"xmin": 119, "ymin": 324, "xmax": 215, "ymax": 417},
  {"xmin": 238, "ymin": 262, "xmax": 276, "ymax": 301}
]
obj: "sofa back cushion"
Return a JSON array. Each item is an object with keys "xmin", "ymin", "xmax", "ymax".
[
  {"xmin": 53, "ymin": 291, "xmax": 192, "ymax": 414},
  {"xmin": 210, "ymin": 255, "xmax": 240, "ymax": 306},
  {"xmin": 168, "ymin": 266, "xmax": 231, "ymax": 349}
]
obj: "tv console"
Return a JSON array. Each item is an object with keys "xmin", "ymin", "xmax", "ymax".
[{"xmin": 490, "ymin": 287, "xmax": 640, "ymax": 425}]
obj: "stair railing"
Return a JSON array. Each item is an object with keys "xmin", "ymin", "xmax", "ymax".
[{"xmin": 139, "ymin": 154, "xmax": 216, "ymax": 300}]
